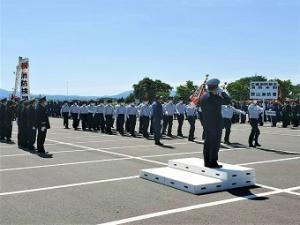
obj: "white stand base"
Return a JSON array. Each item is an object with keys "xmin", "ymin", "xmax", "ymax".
[{"xmin": 140, "ymin": 158, "xmax": 256, "ymax": 195}]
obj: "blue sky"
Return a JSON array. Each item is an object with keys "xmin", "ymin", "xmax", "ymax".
[{"xmin": 1, "ymin": 0, "xmax": 300, "ymax": 96}]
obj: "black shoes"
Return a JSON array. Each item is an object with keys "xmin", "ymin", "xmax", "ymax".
[
  {"xmin": 205, "ymin": 162, "xmax": 223, "ymax": 168},
  {"xmin": 155, "ymin": 141, "xmax": 164, "ymax": 146},
  {"xmin": 255, "ymin": 143, "xmax": 261, "ymax": 147}
]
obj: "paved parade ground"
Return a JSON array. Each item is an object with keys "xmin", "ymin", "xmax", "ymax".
[{"xmin": 1, "ymin": 118, "xmax": 300, "ymax": 225}]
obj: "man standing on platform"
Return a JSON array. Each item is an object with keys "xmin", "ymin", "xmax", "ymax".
[
  {"xmin": 152, "ymin": 96, "xmax": 164, "ymax": 145},
  {"xmin": 200, "ymin": 78, "xmax": 230, "ymax": 168},
  {"xmin": 36, "ymin": 97, "xmax": 51, "ymax": 156}
]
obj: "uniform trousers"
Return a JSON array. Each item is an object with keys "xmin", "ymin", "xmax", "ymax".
[
  {"xmin": 116, "ymin": 114, "xmax": 125, "ymax": 134},
  {"xmin": 37, "ymin": 127, "xmax": 47, "ymax": 152},
  {"xmin": 71, "ymin": 113, "xmax": 80, "ymax": 129},
  {"xmin": 163, "ymin": 115, "xmax": 173, "ymax": 136},
  {"xmin": 80, "ymin": 114, "xmax": 88, "ymax": 130},
  {"xmin": 177, "ymin": 114, "xmax": 184, "ymax": 136},
  {"xmin": 249, "ymin": 118, "xmax": 260, "ymax": 145},
  {"xmin": 127, "ymin": 115, "xmax": 137, "ymax": 136},
  {"xmin": 140, "ymin": 116, "xmax": 150, "ymax": 137},
  {"xmin": 187, "ymin": 116, "xmax": 196, "ymax": 140},
  {"xmin": 62, "ymin": 112, "xmax": 69, "ymax": 128},
  {"xmin": 105, "ymin": 115, "xmax": 114, "ymax": 134},
  {"xmin": 223, "ymin": 118, "xmax": 232, "ymax": 143},
  {"xmin": 203, "ymin": 127, "xmax": 222, "ymax": 166}
]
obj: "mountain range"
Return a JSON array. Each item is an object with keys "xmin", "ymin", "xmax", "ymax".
[{"xmin": 0, "ymin": 89, "xmax": 133, "ymax": 100}]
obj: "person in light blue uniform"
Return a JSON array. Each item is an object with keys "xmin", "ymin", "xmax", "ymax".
[
  {"xmin": 248, "ymin": 101, "xmax": 264, "ymax": 147},
  {"xmin": 222, "ymin": 104, "xmax": 246, "ymax": 144},
  {"xmin": 61, "ymin": 101, "xmax": 70, "ymax": 129},
  {"xmin": 186, "ymin": 102, "xmax": 197, "ymax": 141},
  {"xmin": 176, "ymin": 98, "xmax": 187, "ymax": 137}
]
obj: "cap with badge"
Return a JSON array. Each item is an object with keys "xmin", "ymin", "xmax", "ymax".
[{"xmin": 207, "ymin": 78, "xmax": 221, "ymax": 92}]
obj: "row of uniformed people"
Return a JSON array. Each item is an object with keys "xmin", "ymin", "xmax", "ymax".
[
  {"xmin": 60, "ymin": 98, "xmax": 201, "ymax": 141},
  {"xmin": 0, "ymin": 98, "xmax": 16, "ymax": 143},
  {"xmin": 0, "ymin": 97, "xmax": 51, "ymax": 155}
]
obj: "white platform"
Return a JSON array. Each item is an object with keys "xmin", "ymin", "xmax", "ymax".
[
  {"xmin": 169, "ymin": 158, "xmax": 255, "ymax": 180},
  {"xmin": 140, "ymin": 158, "xmax": 256, "ymax": 195},
  {"xmin": 140, "ymin": 167, "xmax": 224, "ymax": 194}
]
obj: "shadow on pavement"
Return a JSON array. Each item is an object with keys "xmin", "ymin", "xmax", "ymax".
[
  {"xmin": 227, "ymin": 186, "xmax": 269, "ymax": 201},
  {"xmin": 256, "ymin": 147, "xmax": 300, "ymax": 155}
]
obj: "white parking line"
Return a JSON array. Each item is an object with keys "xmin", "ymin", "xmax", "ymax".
[
  {"xmin": 237, "ymin": 156, "xmax": 300, "ymax": 166},
  {"xmin": 0, "ymin": 176, "xmax": 139, "ymax": 196},
  {"xmin": 0, "ymin": 149, "xmax": 95, "ymax": 158},
  {"xmin": 99, "ymin": 188, "xmax": 300, "ymax": 225},
  {"xmin": 0, "ymin": 157, "xmax": 130, "ymax": 172},
  {"xmin": 0, "ymin": 148, "xmax": 240, "ymax": 171}
]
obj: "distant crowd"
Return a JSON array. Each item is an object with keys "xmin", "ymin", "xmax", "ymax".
[{"xmin": 1, "ymin": 97, "xmax": 299, "ymax": 145}]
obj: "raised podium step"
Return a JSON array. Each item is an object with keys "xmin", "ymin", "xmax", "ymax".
[
  {"xmin": 140, "ymin": 167, "xmax": 224, "ymax": 194},
  {"xmin": 140, "ymin": 158, "xmax": 256, "ymax": 194},
  {"xmin": 169, "ymin": 158, "xmax": 255, "ymax": 180}
]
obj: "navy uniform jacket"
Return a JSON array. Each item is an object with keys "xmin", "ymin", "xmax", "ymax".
[
  {"xmin": 27, "ymin": 105, "xmax": 37, "ymax": 129},
  {"xmin": 200, "ymin": 92, "xmax": 231, "ymax": 129},
  {"xmin": 36, "ymin": 104, "xmax": 50, "ymax": 129},
  {"xmin": 151, "ymin": 101, "xmax": 163, "ymax": 123}
]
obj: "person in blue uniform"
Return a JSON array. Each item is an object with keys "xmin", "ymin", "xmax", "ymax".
[
  {"xmin": 200, "ymin": 78, "xmax": 231, "ymax": 168},
  {"xmin": 152, "ymin": 95, "xmax": 164, "ymax": 145}
]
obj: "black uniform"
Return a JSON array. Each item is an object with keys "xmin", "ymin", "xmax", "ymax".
[
  {"xmin": 4, "ymin": 101, "xmax": 15, "ymax": 143},
  {"xmin": 16, "ymin": 102, "xmax": 24, "ymax": 147},
  {"xmin": 19, "ymin": 105, "xmax": 29, "ymax": 148},
  {"xmin": 200, "ymin": 91, "xmax": 230, "ymax": 167},
  {"xmin": 282, "ymin": 104, "xmax": 291, "ymax": 128},
  {"xmin": 26, "ymin": 104, "xmax": 37, "ymax": 150},
  {"xmin": 0, "ymin": 101, "xmax": 6, "ymax": 141},
  {"xmin": 291, "ymin": 103, "xmax": 300, "ymax": 127},
  {"xmin": 36, "ymin": 102, "xmax": 50, "ymax": 152}
]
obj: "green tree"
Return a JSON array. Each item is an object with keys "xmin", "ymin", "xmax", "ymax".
[
  {"xmin": 291, "ymin": 84, "xmax": 300, "ymax": 99},
  {"xmin": 175, "ymin": 80, "xmax": 198, "ymax": 101},
  {"xmin": 125, "ymin": 93, "xmax": 135, "ymax": 103},
  {"xmin": 275, "ymin": 79, "xmax": 294, "ymax": 101},
  {"xmin": 226, "ymin": 75, "xmax": 267, "ymax": 100},
  {"xmin": 132, "ymin": 77, "xmax": 172, "ymax": 101}
]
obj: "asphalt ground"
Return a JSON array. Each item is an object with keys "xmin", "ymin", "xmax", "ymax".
[{"xmin": 0, "ymin": 118, "xmax": 299, "ymax": 225}]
